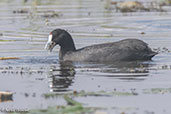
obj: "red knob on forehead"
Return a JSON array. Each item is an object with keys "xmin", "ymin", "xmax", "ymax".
[{"xmin": 50, "ymin": 32, "xmax": 52, "ymax": 35}]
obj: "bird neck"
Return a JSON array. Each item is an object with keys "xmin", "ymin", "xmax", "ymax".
[{"xmin": 59, "ymin": 35, "xmax": 76, "ymax": 60}]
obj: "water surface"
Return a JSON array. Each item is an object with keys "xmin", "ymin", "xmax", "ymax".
[{"xmin": 0, "ymin": 0, "xmax": 171, "ymax": 114}]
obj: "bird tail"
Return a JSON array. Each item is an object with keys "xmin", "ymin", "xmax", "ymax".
[{"xmin": 148, "ymin": 51, "xmax": 158, "ymax": 59}]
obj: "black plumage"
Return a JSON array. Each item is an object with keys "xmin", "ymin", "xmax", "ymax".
[{"xmin": 45, "ymin": 29, "xmax": 157, "ymax": 62}]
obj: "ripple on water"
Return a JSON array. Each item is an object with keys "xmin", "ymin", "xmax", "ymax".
[{"xmin": 0, "ymin": 0, "xmax": 171, "ymax": 113}]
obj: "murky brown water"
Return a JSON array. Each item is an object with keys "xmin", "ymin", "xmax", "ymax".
[{"xmin": 0, "ymin": 0, "xmax": 171, "ymax": 114}]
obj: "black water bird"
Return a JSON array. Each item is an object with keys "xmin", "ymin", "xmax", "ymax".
[{"xmin": 45, "ymin": 29, "xmax": 157, "ymax": 62}]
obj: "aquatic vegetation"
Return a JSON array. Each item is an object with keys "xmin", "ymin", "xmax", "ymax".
[
  {"xmin": 44, "ymin": 90, "xmax": 138, "ymax": 99},
  {"xmin": 0, "ymin": 57, "xmax": 20, "ymax": 60},
  {"xmin": 27, "ymin": 96, "xmax": 94, "ymax": 114},
  {"xmin": 119, "ymin": 1, "xmax": 145, "ymax": 12},
  {"xmin": 109, "ymin": 1, "xmax": 166, "ymax": 12},
  {"xmin": 0, "ymin": 39, "xmax": 15, "ymax": 42},
  {"xmin": 1, "ymin": 0, "xmax": 171, "ymax": 114},
  {"xmin": 159, "ymin": 0, "xmax": 171, "ymax": 6},
  {"xmin": 29, "ymin": 90, "xmax": 137, "ymax": 114},
  {"xmin": 13, "ymin": 8, "xmax": 29, "ymax": 14},
  {"xmin": 143, "ymin": 88, "xmax": 171, "ymax": 94},
  {"xmin": 41, "ymin": 11, "xmax": 62, "ymax": 18},
  {"xmin": 153, "ymin": 47, "xmax": 171, "ymax": 53},
  {"xmin": 0, "ymin": 66, "xmax": 46, "ymax": 74}
]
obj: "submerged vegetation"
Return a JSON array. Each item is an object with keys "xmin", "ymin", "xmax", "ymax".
[
  {"xmin": 44, "ymin": 90, "xmax": 138, "ymax": 99},
  {"xmin": 27, "ymin": 90, "xmax": 138, "ymax": 114},
  {"xmin": 144, "ymin": 88, "xmax": 171, "ymax": 94},
  {"xmin": 28, "ymin": 96, "xmax": 94, "ymax": 114},
  {"xmin": 0, "ymin": 0, "xmax": 171, "ymax": 114},
  {"xmin": 25, "ymin": 87, "xmax": 171, "ymax": 114}
]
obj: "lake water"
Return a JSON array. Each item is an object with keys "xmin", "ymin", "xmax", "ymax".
[{"xmin": 0, "ymin": 0, "xmax": 171, "ymax": 114}]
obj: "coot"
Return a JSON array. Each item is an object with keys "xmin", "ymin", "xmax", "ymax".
[{"xmin": 45, "ymin": 29, "xmax": 157, "ymax": 62}]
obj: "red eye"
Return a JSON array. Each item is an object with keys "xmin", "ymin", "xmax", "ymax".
[{"xmin": 50, "ymin": 32, "xmax": 52, "ymax": 35}]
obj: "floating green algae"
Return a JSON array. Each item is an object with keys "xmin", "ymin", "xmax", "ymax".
[
  {"xmin": 25, "ymin": 96, "xmax": 94, "ymax": 114},
  {"xmin": 143, "ymin": 88, "xmax": 171, "ymax": 94},
  {"xmin": 44, "ymin": 90, "xmax": 138, "ymax": 99}
]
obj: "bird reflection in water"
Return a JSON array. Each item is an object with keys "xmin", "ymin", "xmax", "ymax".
[
  {"xmin": 48, "ymin": 61, "xmax": 153, "ymax": 92},
  {"xmin": 74, "ymin": 61, "xmax": 151, "ymax": 81},
  {"xmin": 100, "ymin": 61, "xmax": 151, "ymax": 81},
  {"xmin": 49, "ymin": 62, "xmax": 75, "ymax": 92}
]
